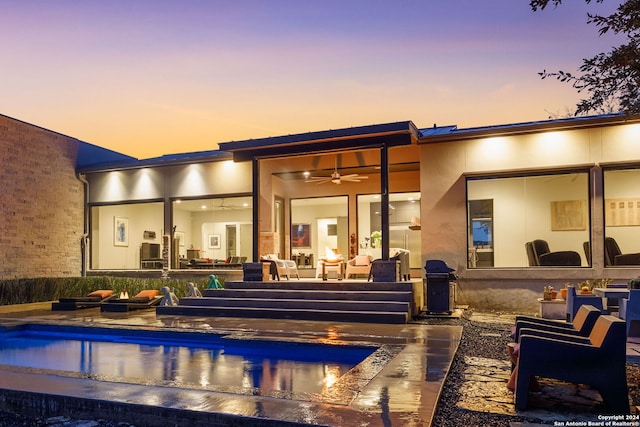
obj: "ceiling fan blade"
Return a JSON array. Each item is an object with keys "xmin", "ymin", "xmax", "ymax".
[
  {"xmin": 340, "ymin": 174, "xmax": 368, "ymax": 182},
  {"xmin": 305, "ymin": 177, "xmax": 332, "ymax": 184}
]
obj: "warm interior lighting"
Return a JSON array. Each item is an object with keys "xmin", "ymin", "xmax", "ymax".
[
  {"xmin": 409, "ymin": 216, "xmax": 421, "ymax": 230},
  {"xmin": 325, "ymin": 247, "xmax": 339, "ymax": 261}
]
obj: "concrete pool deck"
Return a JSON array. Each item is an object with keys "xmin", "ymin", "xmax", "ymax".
[{"xmin": 0, "ymin": 305, "xmax": 462, "ymax": 426}]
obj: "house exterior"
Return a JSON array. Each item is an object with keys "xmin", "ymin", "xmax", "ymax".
[
  {"xmin": 0, "ymin": 114, "xmax": 134, "ymax": 280},
  {"xmin": 3, "ymin": 112, "xmax": 640, "ymax": 312},
  {"xmin": 419, "ymin": 114, "xmax": 640, "ymax": 311}
]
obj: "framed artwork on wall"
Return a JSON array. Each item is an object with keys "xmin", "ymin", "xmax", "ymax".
[
  {"xmin": 114, "ymin": 217, "xmax": 129, "ymax": 247},
  {"xmin": 209, "ymin": 234, "xmax": 221, "ymax": 249},
  {"xmin": 550, "ymin": 200, "xmax": 587, "ymax": 231},
  {"xmin": 291, "ymin": 223, "xmax": 311, "ymax": 248},
  {"xmin": 605, "ymin": 198, "xmax": 640, "ymax": 226}
]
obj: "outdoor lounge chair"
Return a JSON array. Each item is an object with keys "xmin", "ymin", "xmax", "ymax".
[
  {"xmin": 345, "ymin": 255, "xmax": 372, "ymax": 279},
  {"xmin": 52, "ymin": 289, "xmax": 116, "ymax": 310},
  {"xmin": 565, "ymin": 285, "xmax": 603, "ymax": 322},
  {"xmin": 620, "ymin": 289, "xmax": 640, "ymax": 337},
  {"xmin": 514, "ymin": 315, "xmax": 629, "ymax": 413},
  {"xmin": 512, "ymin": 304, "xmax": 601, "ymax": 341},
  {"xmin": 391, "ymin": 248, "xmax": 411, "ymax": 280},
  {"xmin": 261, "ymin": 254, "xmax": 300, "ymax": 280},
  {"xmin": 100, "ymin": 289, "xmax": 161, "ymax": 312}
]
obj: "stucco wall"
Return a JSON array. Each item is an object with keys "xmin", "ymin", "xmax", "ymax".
[
  {"xmin": 420, "ymin": 122, "xmax": 640, "ymax": 312},
  {"xmin": 0, "ymin": 115, "xmax": 83, "ymax": 279}
]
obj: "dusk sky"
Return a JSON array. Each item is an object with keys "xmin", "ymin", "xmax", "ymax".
[{"xmin": 0, "ymin": 1, "xmax": 621, "ymax": 159}]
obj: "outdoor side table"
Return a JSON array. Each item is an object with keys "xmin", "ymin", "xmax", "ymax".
[
  {"xmin": 593, "ymin": 287, "xmax": 629, "ymax": 311},
  {"xmin": 537, "ymin": 298, "xmax": 566, "ymax": 320}
]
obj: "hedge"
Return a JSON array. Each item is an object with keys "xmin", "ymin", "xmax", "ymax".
[{"xmin": 0, "ymin": 277, "xmax": 215, "ymax": 306}]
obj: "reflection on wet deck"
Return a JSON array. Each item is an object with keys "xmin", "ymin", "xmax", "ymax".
[{"xmin": 0, "ymin": 308, "xmax": 462, "ymax": 426}]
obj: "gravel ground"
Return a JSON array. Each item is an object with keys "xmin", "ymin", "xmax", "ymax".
[
  {"xmin": 431, "ymin": 311, "xmax": 640, "ymax": 427},
  {"xmin": 0, "ymin": 312, "xmax": 637, "ymax": 426}
]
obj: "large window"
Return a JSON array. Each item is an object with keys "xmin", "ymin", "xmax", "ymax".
[
  {"xmin": 89, "ymin": 196, "xmax": 253, "ymax": 270},
  {"xmin": 290, "ymin": 196, "xmax": 348, "ymax": 266},
  {"xmin": 603, "ymin": 168, "xmax": 640, "ymax": 267},
  {"xmin": 357, "ymin": 192, "xmax": 421, "ymax": 268},
  {"xmin": 172, "ymin": 196, "xmax": 253, "ymax": 267},
  {"xmin": 90, "ymin": 202, "xmax": 164, "ymax": 270},
  {"xmin": 467, "ymin": 172, "xmax": 590, "ymax": 268}
]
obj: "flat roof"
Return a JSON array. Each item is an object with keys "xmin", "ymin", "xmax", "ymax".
[
  {"xmin": 419, "ymin": 113, "xmax": 640, "ymax": 143},
  {"xmin": 76, "ymin": 113, "xmax": 640, "ymax": 173},
  {"xmin": 219, "ymin": 121, "xmax": 420, "ymax": 161}
]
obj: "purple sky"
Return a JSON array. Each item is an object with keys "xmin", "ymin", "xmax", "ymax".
[{"xmin": 0, "ymin": 0, "xmax": 621, "ymax": 158}]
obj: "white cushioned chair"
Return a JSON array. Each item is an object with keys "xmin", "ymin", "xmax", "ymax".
[
  {"xmin": 345, "ymin": 255, "xmax": 372, "ymax": 279},
  {"xmin": 261, "ymin": 254, "xmax": 299, "ymax": 280}
]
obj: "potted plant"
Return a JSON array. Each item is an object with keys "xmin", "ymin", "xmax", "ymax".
[
  {"xmin": 370, "ymin": 230, "xmax": 382, "ymax": 249},
  {"xmin": 561, "ymin": 278, "xmax": 612, "ymax": 298}
]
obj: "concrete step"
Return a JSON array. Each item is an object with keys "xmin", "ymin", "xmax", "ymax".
[
  {"xmin": 165, "ymin": 280, "xmax": 417, "ymax": 324},
  {"xmin": 179, "ymin": 296, "xmax": 410, "ymax": 312},
  {"xmin": 201, "ymin": 288, "xmax": 413, "ymax": 302},
  {"xmin": 156, "ymin": 305, "xmax": 409, "ymax": 324},
  {"xmin": 221, "ymin": 280, "xmax": 416, "ymax": 292}
]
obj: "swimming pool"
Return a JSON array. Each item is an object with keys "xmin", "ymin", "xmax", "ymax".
[{"xmin": 0, "ymin": 324, "xmax": 377, "ymax": 398}]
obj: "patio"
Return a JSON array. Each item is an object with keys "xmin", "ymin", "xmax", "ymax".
[{"xmin": 0, "ymin": 305, "xmax": 637, "ymax": 426}]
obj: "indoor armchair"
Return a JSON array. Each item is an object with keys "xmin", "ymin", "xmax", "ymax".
[
  {"xmin": 604, "ymin": 237, "xmax": 640, "ymax": 266},
  {"xmin": 526, "ymin": 239, "xmax": 581, "ymax": 266}
]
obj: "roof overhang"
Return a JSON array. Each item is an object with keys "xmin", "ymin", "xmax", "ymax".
[
  {"xmin": 219, "ymin": 121, "xmax": 420, "ymax": 162},
  {"xmin": 77, "ymin": 150, "xmax": 233, "ymax": 173},
  {"xmin": 419, "ymin": 113, "xmax": 640, "ymax": 144}
]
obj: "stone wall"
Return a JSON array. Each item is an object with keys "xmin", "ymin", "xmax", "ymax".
[{"xmin": 0, "ymin": 115, "xmax": 83, "ymax": 279}]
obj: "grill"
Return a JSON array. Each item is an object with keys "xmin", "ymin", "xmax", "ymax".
[{"xmin": 424, "ymin": 260, "xmax": 456, "ymax": 314}]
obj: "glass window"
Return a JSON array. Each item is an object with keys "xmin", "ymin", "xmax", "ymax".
[
  {"xmin": 357, "ymin": 192, "xmax": 421, "ymax": 268},
  {"xmin": 603, "ymin": 168, "xmax": 640, "ymax": 267},
  {"xmin": 172, "ymin": 196, "xmax": 253, "ymax": 268},
  {"xmin": 290, "ymin": 196, "xmax": 348, "ymax": 266},
  {"xmin": 467, "ymin": 172, "xmax": 590, "ymax": 268},
  {"xmin": 90, "ymin": 202, "xmax": 164, "ymax": 270}
]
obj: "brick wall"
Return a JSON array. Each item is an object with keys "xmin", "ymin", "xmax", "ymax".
[{"xmin": 0, "ymin": 115, "xmax": 84, "ymax": 279}]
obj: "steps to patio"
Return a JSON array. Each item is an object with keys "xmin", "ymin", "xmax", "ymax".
[{"xmin": 156, "ymin": 280, "xmax": 415, "ymax": 324}]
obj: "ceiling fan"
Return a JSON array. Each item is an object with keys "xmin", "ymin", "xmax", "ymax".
[
  {"xmin": 305, "ymin": 157, "xmax": 368, "ymax": 185},
  {"xmin": 215, "ymin": 199, "xmax": 246, "ymax": 210}
]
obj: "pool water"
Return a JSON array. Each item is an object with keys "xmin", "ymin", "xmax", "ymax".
[{"xmin": 0, "ymin": 326, "xmax": 376, "ymax": 396}]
